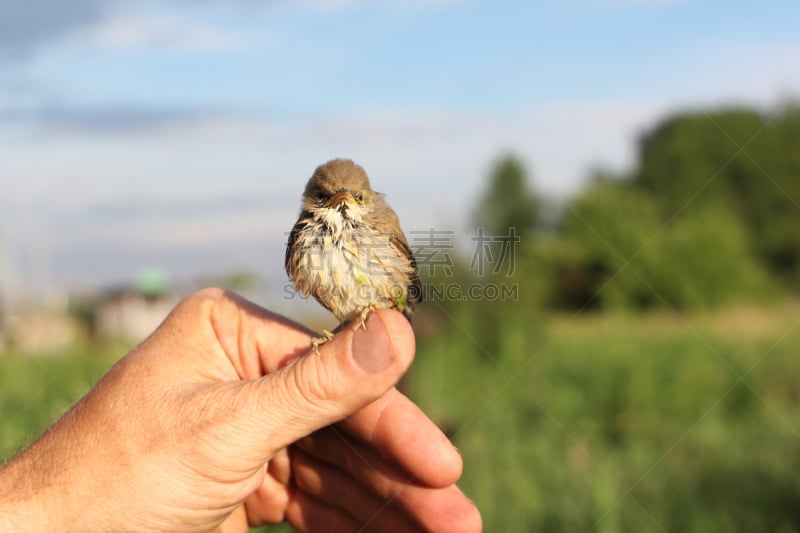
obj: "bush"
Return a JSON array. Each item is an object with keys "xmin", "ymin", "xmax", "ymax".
[
  {"xmin": 634, "ymin": 105, "xmax": 800, "ymax": 290},
  {"xmin": 549, "ymin": 181, "xmax": 770, "ymax": 310}
]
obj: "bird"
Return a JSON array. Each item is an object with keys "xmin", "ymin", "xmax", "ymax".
[{"xmin": 285, "ymin": 158, "xmax": 421, "ymax": 351}]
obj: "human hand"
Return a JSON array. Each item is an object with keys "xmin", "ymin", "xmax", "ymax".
[{"xmin": 0, "ymin": 289, "xmax": 481, "ymax": 532}]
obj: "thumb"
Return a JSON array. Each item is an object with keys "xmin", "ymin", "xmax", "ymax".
[{"xmin": 243, "ymin": 309, "xmax": 415, "ymax": 457}]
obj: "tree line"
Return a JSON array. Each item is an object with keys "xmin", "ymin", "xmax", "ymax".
[{"xmin": 470, "ymin": 104, "xmax": 800, "ymax": 311}]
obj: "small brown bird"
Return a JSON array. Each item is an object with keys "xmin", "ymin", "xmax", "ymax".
[{"xmin": 286, "ymin": 159, "xmax": 421, "ymax": 348}]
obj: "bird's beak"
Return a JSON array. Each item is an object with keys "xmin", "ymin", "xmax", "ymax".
[{"xmin": 326, "ymin": 190, "xmax": 355, "ymax": 209}]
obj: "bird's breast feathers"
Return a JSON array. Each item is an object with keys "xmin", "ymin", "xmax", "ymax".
[{"xmin": 289, "ymin": 217, "xmax": 414, "ymax": 322}]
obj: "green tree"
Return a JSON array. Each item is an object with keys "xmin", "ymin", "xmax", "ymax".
[
  {"xmin": 551, "ymin": 180, "xmax": 767, "ymax": 310},
  {"xmin": 730, "ymin": 106, "xmax": 800, "ymax": 287},
  {"xmin": 633, "ymin": 105, "xmax": 800, "ymax": 289},
  {"xmin": 551, "ymin": 180, "xmax": 661, "ymax": 309},
  {"xmin": 634, "ymin": 108, "xmax": 765, "ymax": 214},
  {"xmin": 474, "ymin": 154, "xmax": 539, "ymax": 239},
  {"xmin": 463, "ymin": 154, "xmax": 541, "ymax": 358}
]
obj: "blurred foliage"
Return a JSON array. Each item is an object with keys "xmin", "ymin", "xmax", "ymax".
[
  {"xmin": 633, "ymin": 104, "xmax": 800, "ymax": 290},
  {"xmin": 497, "ymin": 103, "xmax": 800, "ymax": 311},
  {"xmin": 409, "ymin": 304, "xmax": 800, "ymax": 533},
  {"xmin": 406, "ymin": 103, "xmax": 800, "ymax": 530},
  {"xmin": 0, "ymin": 342, "xmax": 127, "ymax": 460},
  {"xmin": 473, "ymin": 154, "xmax": 539, "ymax": 239},
  {"xmin": 204, "ymin": 270, "xmax": 260, "ymax": 292},
  {"xmin": 550, "ymin": 181, "xmax": 770, "ymax": 310}
]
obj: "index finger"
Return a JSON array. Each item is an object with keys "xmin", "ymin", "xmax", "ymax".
[{"xmin": 337, "ymin": 387, "xmax": 462, "ymax": 488}]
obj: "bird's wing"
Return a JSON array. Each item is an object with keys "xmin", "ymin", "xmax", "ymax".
[
  {"xmin": 285, "ymin": 211, "xmax": 312, "ymax": 277},
  {"xmin": 371, "ymin": 196, "xmax": 422, "ymax": 318},
  {"xmin": 390, "ymin": 231, "xmax": 423, "ymax": 313}
]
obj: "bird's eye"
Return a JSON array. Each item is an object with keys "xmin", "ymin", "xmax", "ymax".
[
  {"xmin": 311, "ymin": 189, "xmax": 329, "ymax": 204},
  {"xmin": 354, "ymin": 193, "xmax": 363, "ymax": 203}
]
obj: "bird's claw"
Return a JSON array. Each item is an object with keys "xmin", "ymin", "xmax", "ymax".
[
  {"xmin": 359, "ymin": 306, "xmax": 376, "ymax": 331},
  {"xmin": 311, "ymin": 329, "xmax": 335, "ymax": 356}
]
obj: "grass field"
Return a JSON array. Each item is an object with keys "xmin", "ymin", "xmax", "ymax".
[
  {"xmin": 2, "ymin": 304, "xmax": 799, "ymax": 532},
  {"xmin": 409, "ymin": 303, "xmax": 800, "ymax": 532},
  {"xmin": 0, "ymin": 341, "xmax": 127, "ymax": 461}
]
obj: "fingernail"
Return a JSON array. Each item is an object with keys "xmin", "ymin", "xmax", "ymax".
[{"xmin": 351, "ymin": 313, "xmax": 394, "ymax": 373}]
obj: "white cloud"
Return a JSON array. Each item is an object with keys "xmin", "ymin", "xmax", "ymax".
[{"xmin": 70, "ymin": 11, "xmax": 256, "ymax": 52}]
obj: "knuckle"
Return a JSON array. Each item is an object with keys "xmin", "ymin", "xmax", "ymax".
[
  {"xmin": 260, "ymin": 485, "xmax": 289, "ymax": 524},
  {"xmin": 184, "ymin": 287, "xmax": 228, "ymax": 308},
  {"xmin": 173, "ymin": 287, "xmax": 232, "ymax": 323},
  {"xmin": 290, "ymin": 357, "xmax": 343, "ymax": 411}
]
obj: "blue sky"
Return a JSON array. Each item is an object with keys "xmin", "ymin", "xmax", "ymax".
[{"xmin": 1, "ymin": 0, "xmax": 798, "ymax": 304}]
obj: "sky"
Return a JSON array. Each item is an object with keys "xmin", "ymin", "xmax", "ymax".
[{"xmin": 0, "ymin": 0, "xmax": 798, "ymax": 306}]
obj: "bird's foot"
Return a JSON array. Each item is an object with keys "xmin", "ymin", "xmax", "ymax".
[
  {"xmin": 311, "ymin": 329, "xmax": 335, "ymax": 356},
  {"xmin": 359, "ymin": 306, "xmax": 377, "ymax": 331}
]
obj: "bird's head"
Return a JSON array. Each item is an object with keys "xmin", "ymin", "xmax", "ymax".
[{"xmin": 302, "ymin": 159, "xmax": 375, "ymax": 226}]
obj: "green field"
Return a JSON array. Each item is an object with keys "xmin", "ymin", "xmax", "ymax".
[
  {"xmin": 3, "ymin": 304, "xmax": 800, "ymax": 532},
  {"xmin": 0, "ymin": 341, "xmax": 127, "ymax": 461},
  {"xmin": 409, "ymin": 303, "xmax": 800, "ymax": 532}
]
